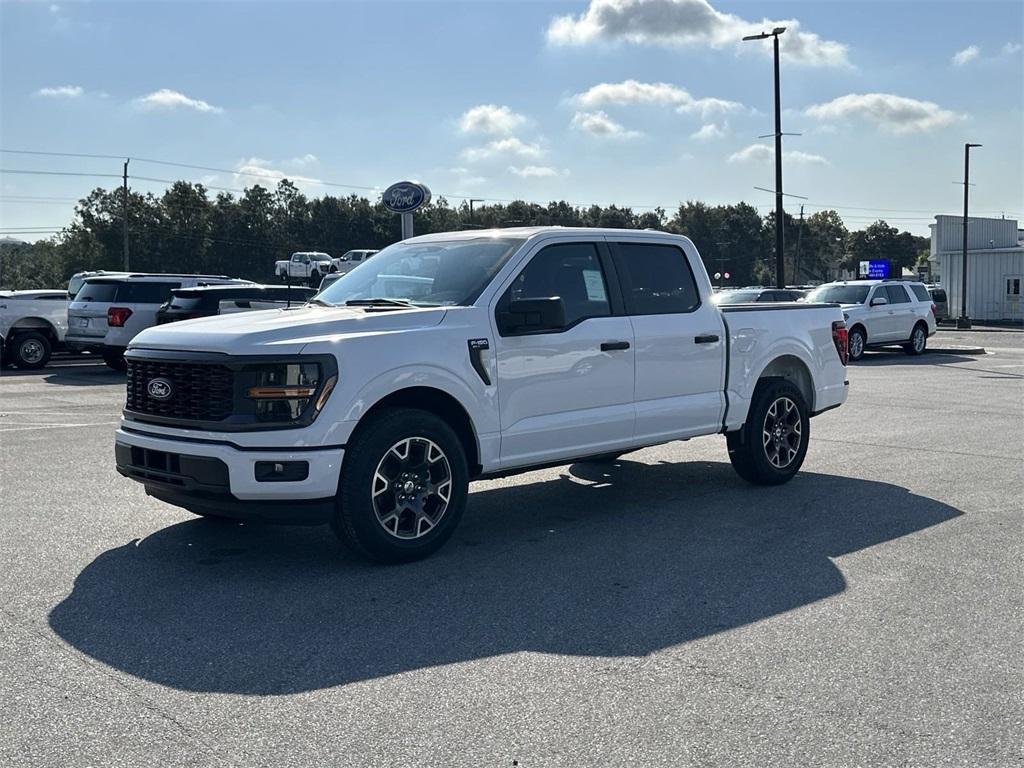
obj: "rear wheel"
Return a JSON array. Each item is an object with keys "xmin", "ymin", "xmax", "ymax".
[
  {"xmin": 848, "ymin": 327, "xmax": 866, "ymax": 361},
  {"xmin": 332, "ymin": 408, "xmax": 469, "ymax": 563},
  {"xmin": 727, "ymin": 379, "xmax": 809, "ymax": 486},
  {"xmin": 102, "ymin": 347, "xmax": 127, "ymax": 371},
  {"xmin": 9, "ymin": 331, "xmax": 52, "ymax": 369},
  {"xmin": 903, "ymin": 323, "xmax": 928, "ymax": 355}
]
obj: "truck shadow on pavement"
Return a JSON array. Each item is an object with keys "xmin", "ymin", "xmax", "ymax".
[{"xmin": 49, "ymin": 461, "xmax": 962, "ymax": 695}]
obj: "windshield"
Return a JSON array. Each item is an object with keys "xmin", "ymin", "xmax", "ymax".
[
  {"xmin": 806, "ymin": 285, "xmax": 871, "ymax": 305},
  {"xmin": 715, "ymin": 290, "xmax": 761, "ymax": 305},
  {"xmin": 315, "ymin": 237, "xmax": 525, "ymax": 307}
]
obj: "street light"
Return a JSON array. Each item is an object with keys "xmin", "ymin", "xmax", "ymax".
[
  {"xmin": 742, "ymin": 26, "xmax": 787, "ymax": 288},
  {"xmin": 958, "ymin": 143, "xmax": 982, "ymax": 329}
]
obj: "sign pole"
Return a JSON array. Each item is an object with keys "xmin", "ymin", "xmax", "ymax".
[{"xmin": 401, "ymin": 213, "xmax": 414, "ymax": 240}]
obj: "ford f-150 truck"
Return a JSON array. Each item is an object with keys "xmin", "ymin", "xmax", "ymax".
[
  {"xmin": 115, "ymin": 228, "xmax": 849, "ymax": 563},
  {"xmin": 274, "ymin": 252, "xmax": 334, "ymax": 285},
  {"xmin": 0, "ymin": 289, "xmax": 69, "ymax": 369}
]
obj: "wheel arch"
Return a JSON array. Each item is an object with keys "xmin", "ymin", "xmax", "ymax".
[
  {"xmin": 8, "ymin": 317, "xmax": 59, "ymax": 340},
  {"xmin": 356, "ymin": 386, "xmax": 482, "ymax": 477},
  {"xmin": 756, "ymin": 354, "xmax": 814, "ymax": 412}
]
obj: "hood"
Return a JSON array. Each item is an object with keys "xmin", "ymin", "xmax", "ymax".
[{"xmin": 130, "ymin": 305, "xmax": 447, "ymax": 355}]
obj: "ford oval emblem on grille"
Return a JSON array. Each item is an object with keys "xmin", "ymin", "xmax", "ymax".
[{"xmin": 147, "ymin": 377, "xmax": 173, "ymax": 401}]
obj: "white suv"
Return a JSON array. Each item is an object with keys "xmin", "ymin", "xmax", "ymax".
[
  {"xmin": 67, "ymin": 274, "xmax": 249, "ymax": 369},
  {"xmin": 805, "ymin": 280, "xmax": 937, "ymax": 361}
]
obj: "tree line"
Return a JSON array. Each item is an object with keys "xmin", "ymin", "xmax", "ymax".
[{"xmin": 0, "ymin": 179, "xmax": 929, "ymax": 290}]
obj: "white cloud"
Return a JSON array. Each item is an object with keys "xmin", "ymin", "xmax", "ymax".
[
  {"xmin": 690, "ymin": 122, "xmax": 727, "ymax": 140},
  {"xmin": 462, "ymin": 137, "xmax": 544, "ymax": 162},
  {"xmin": 1002, "ymin": 42, "xmax": 1022, "ymax": 56},
  {"xmin": 805, "ymin": 93, "xmax": 963, "ymax": 134},
  {"xmin": 727, "ymin": 143, "xmax": 827, "ymax": 165},
  {"xmin": 233, "ymin": 157, "xmax": 321, "ymax": 189},
  {"xmin": 448, "ymin": 167, "xmax": 487, "ymax": 187},
  {"xmin": 508, "ymin": 165, "xmax": 565, "ymax": 178},
  {"xmin": 571, "ymin": 110, "xmax": 642, "ymax": 139},
  {"xmin": 572, "ymin": 79, "xmax": 742, "ymax": 119},
  {"xmin": 136, "ymin": 88, "xmax": 223, "ymax": 114},
  {"xmin": 458, "ymin": 104, "xmax": 527, "ymax": 135},
  {"xmin": 289, "ymin": 153, "xmax": 319, "ymax": 167},
  {"xmin": 952, "ymin": 45, "xmax": 980, "ymax": 66},
  {"xmin": 546, "ymin": 0, "xmax": 850, "ymax": 67},
  {"xmin": 35, "ymin": 85, "xmax": 83, "ymax": 98}
]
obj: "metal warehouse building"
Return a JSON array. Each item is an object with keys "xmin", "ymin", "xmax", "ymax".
[{"xmin": 929, "ymin": 215, "xmax": 1023, "ymax": 322}]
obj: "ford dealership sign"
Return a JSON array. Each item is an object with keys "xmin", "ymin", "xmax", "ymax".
[{"xmin": 382, "ymin": 181, "xmax": 431, "ymax": 214}]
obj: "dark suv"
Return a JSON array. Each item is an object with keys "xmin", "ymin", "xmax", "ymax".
[{"xmin": 156, "ymin": 284, "xmax": 316, "ymax": 324}]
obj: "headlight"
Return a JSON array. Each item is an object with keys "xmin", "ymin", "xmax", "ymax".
[{"xmin": 246, "ymin": 362, "xmax": 332, "ymax": 422}]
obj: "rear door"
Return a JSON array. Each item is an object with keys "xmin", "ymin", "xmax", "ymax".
[
  {"xmin": 491, "ymin": 240, "xmax": 636, "ymax": 466},
  {"xmin": 610, "ymin": 239, "xmax": 726, "ymax": 441},
  {"xmin": 884, "ymin": 284, "xmax": 914, "ymax": 340},
  {"xmin": 112, "ymin": 281, "xmax": 181, "ymax": 345}
]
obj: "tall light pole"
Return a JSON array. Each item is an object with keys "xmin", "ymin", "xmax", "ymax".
[
  {"xmin": 743, "ymin": 26, "xmax": 787, "ymax": 288},
  {"xmin": 958, "ymin": 143, "xmax": 982, "ymax": 329}
]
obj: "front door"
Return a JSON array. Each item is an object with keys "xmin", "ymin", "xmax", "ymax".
[
  {"xmin": 491, "ymin": 241, "xmax": 635, "ymax": 467},
  {"xmin": 865, "ymin": 285, "xmax": 895, "ymax": 341},
  {"xmin": 610, "ymin": 239, "xmax": 726, "ymax": 441}
]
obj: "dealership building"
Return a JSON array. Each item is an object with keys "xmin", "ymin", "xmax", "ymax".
[{"xmin": 929, "ymin": 215, "xmax": 1023, "ymax": 322}]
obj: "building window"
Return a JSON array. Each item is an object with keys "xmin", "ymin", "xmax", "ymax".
[{"xmin": 1007, "ymin": 278, "xmax": 1021, "ymax": 297}]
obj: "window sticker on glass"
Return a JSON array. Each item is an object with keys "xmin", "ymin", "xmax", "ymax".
[{"xmin": 582, "ymin": 269, "xmax": 607, "ymax": 302}]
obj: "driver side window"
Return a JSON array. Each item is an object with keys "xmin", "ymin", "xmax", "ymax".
[{"xmin": 504, "ymin": 243, "xmax": 610, "ymax": 328}]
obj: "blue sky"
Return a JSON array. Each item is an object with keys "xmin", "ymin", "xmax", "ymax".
[{"xmin": 1, "ymin": 0, "xmax": 1022, "ymax": 239}]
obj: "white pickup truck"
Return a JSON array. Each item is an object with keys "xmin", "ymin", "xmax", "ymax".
[
  {"xmin": 115, "ymin": 227, "xmax": 849, "ymax": 562},
  {"xmin": 0, "ymin": 289, "xmax": 69, "ymax": 369},
  {"xmin": 274, "ymin": 252, "xmax": 334, "ymax": 284}
]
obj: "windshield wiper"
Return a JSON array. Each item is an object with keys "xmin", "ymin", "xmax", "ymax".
[
  {"xmin": 307, "ymin": 297, "xmax": 334, "ymax": 307},
  {"xmin": 344, "ymin": 298, "xmax": 418, "ymax": 308}
]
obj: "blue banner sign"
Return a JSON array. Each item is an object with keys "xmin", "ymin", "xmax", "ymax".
[
  {"xmin": 382, "ymin": 181, "xmax": 431, "ymax": 214},
  {"xmin": 859, "ymin": 260, "xmax": 891, "ymax": 279}
]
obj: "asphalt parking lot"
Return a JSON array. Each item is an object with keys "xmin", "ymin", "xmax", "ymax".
[{"xmin": 1, "ymin": 329, "xmax": 1022, "ymax": 768}]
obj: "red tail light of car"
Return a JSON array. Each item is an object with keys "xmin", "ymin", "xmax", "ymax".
[
  {"xmin": 832, "ymin": 320, "xmax": 849, "ymax": 366},
  {"xmin": 107, "ymin": 307, "xmax": 133, "ymax": 327}
]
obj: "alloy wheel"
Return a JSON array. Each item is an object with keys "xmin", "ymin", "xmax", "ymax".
[
  {"xmin": 762, "ymin": 396, "xmax": 802, "ymax": 469},
  {"xmin": 372, "ymin": 436, "xmax": 453, "ymax": 540},
  {"xmin": 913, "ymin": 328, "xmax": 926, "ymax": 352},
  {"xmin": 19, "ymin": 339, "xmax": 45, "ymax": 364}
]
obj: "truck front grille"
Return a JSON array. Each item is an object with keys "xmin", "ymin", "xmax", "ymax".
[{"xmin": 126, "ymin": 358, "xmax": 234, "ymax": 423}]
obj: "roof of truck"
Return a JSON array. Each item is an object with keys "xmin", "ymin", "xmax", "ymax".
[{"xmin": 407, "ymin": 226, "xmax": 687, "ymax": 243}]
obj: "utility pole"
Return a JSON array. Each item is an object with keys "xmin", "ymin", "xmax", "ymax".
[
  {"xmin": 122, "ymin": 158, "xmax": 130, "ymax": 271},
  {"xmin": 958, "ymin": 143, "xmax": 982, "ymax": 329},
  {"xmin": 794, "ymin": 204, "xmax": 805, "ymax": 284},
  {"xmin": 742, "ymin": 27, "xmax": 788, "ymax": 288},
  {"xmin": 469, "ymin": 198, "xmax": 484, "ymax": 227}
]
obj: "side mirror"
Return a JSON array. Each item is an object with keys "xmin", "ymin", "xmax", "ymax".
[
  {"xmin": 870, "ymin": 296, "xmax": 888, "ymax": 307},
  {"xmin": 497, "ymin": 297, "xmax": 567, "ymax": 334}
]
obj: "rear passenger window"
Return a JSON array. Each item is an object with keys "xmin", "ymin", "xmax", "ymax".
[
  {"xmin": 910, "ymin": 284, "xmax": 930, "ymax": 302},
  {"xmin": 612, "ymin": 243, "xmax": 700, "ymax": 315},
  {"xmin": 505, "ymin": 243, "xmax": 610, "ymax": 327},
  {"xmin": 117, "ymin": 282, "xmax": 182, "ymax": 304},
  {"xmin": 885, "ymin": 285, "xmax": 911, "ymax": 304},
  {"xmin": 76, "ymin": 282, "xmax": 118, "ymax": 302}
]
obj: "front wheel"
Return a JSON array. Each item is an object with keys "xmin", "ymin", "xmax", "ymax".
[
  {"xmin": 903, "ymin": 324, "xmax": 928, "ymax": 356},
  {"xmin": 727, "ymin": 379, "xmax": 810, "ymax": 486},
  {"xmin": 332, "ymin": 408, "xmax": 469, "ymax": 563}
]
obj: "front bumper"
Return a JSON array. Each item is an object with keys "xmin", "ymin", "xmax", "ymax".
[{"xmin": 114, "ymin": 427, "xmax": 343, "ymax": 524}]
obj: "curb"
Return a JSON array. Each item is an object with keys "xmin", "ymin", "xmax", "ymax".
[{"xmin": 927, "ymin": 346, "xmax": 986, "ymax": 355}]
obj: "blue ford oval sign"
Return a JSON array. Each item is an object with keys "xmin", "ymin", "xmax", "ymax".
[{"xmin": 381, "ymin": 181, "xmax": 431, "ymax": 214}]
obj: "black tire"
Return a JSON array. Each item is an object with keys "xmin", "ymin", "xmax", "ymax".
[
  {"xmin": 727, "ymin": 379, "xmax": 810, "ymax": 486},
  {"xmin": 848, "ymin": 326, "xmax": 866, "ymax": 362},
  {"xmin": 102, "ymin": 347, "xmax": 127, "ymax": 371},
  {"xmin": 9, "ymin": 331, "xmax": 52, "ymax": 369},
  {"xmin": 903, "ymin": 323, "xmax": 928, "ymax": 356},
  {"xmin": 332, "ymin": 408, "xmax": 469, "ymax": 563}
]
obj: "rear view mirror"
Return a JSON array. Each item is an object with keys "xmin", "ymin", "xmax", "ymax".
[
  {"xmin": 870, "ymin": 296, "xmax": 888, "ymax": 307},
  {"xmin": 497, "ymin": 297, "xmax": 567, "ymax": 334}
]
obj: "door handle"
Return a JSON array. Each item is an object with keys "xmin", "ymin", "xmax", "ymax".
[
  {"xmin": 600, "ymin": 341, "xmax": 630, "ymax": 351},
  {"xmin": 694, "ymin": 334, "xmax": 720, "ymax": 344}
]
